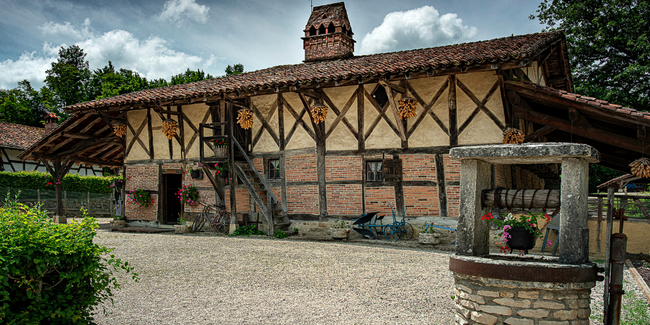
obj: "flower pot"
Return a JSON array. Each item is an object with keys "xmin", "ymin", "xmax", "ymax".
[
  {"xmin": 418, "ymin": 232, "xmax": 440, "ymax": 245},
  {"xmin": 330, "ymin": 228, "xmax": 350, "ymax": 239},
  {"xmin": 506, "ymin": 226, "xmax": 537, "ymax": 251},
  {"xmin": 191, "ymin": 170, "xmax": 203, "ymax": 179},
  {"xmin": 218, "ymin": 170, "xmax": 229, "ymax": 179},
  {"xmin": 213, "ymin": 147, "xmax": 228, "ymax": 158},
  {"xmin": 174, "ymin": 224, "xmax": 190, "ymax": 234}
]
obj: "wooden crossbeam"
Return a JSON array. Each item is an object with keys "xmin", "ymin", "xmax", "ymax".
[
  {"xmin": 185, "ymin": 108, "xmax": 211, "ymax": 154},
  {"xmin": 124, "ymin": 118, "xmax": 150, "ymax": 157},
  {"xmin": 524, "ymin": 125, "xmax": 556, "ymax": 142},
  {"xmin": 379, "ymin": 80, "xmax": 407, "ymax": 142},
  {"xmin": 456, "ymin": 78, "xmax": 505, "ymax": 131},
  {"xmin": 364, "ymin": 89, "xmax": 400, "ymax": 140},
  {"xmin": 283, "ymin": 95, "xmax": 316, "ymax": 142},
  {"xmin": 458, "ymin": 79, "xmax": 501, "ymax": 134},
  {"xmin": 321, "ymin": 89, "xmax": 358, "ymax": 140},
  {"xmin": 406, "ymin": 79, "xmax": 449, "ymax": 138},
  {"xmin": 251, "ymin": 101, "xmax": 280, "ymax": 147}
]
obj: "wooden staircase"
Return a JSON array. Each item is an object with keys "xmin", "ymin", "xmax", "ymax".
[{"xmin": 232, "ymin": 138, "xmax": 289, "ymax": 234}]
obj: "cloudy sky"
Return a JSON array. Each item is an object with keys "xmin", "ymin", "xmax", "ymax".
[{"xmin": 0, "ymin": 0, "xmax": 544, "ymax": 89}]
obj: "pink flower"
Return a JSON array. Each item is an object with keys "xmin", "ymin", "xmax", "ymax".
[{"xmin": 546, "ymin": 240, "xmax": 552, "ymax": 247}]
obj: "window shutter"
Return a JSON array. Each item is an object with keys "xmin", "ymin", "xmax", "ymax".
[{"xmin": 382, "ymin": 159, "xmax": 402, "ymax": 182}]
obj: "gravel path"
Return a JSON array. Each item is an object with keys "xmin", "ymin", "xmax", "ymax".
[{"xmin": 92, "ymin": 225, "xmax": 456, "ymax": 324}]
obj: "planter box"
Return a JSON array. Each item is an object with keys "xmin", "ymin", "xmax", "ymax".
[
  {"xmin": 190, "ymin": 170, "xmax": 203, "ymax": 179},
  {"xmin": 330, "ymin": 228, "xmax": 350, "ymax": 239},
  {"xmin": 110, "ymin": 220, "xmax": 127, "ymax": 228},
  {"xmin": 418, "ymin": 232, "xmax": 440, "ymax": 245},
  {"xmin": 174, "ymin": 225, "xmax": 190, "ymax": 234},
  {"xmin": 213, "ymin": 147, "xmax": 228, "ymax": 158}
]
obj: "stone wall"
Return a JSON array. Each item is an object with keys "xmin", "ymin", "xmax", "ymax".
[{"xmin": 453, "ymin": 274, "xmax": 593, "ymax": 325}]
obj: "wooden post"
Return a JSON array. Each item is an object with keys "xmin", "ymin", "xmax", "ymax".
[
  {"xmin": 63, "ymin": 190, "xmax": 67, "ymax": 217},
  {"xmin": 87, "ymin": 191, "xmax": 91, "ymax": 216},
  {"xmin": 597, "ymin": 197, "xmax": 603, "ymax": 253},
  {"xmin": 228, "ymin": 101, "xmax": 238, "ymax": 233},
  {"xmin": 435, "ymin": 153, "xmax": 448, "ymax": 218},
  {"xmin": 448, "ymin": 75, "xmax": 458, "ymax": 146},
  {"xmin": 110, "ymin": 190, "xmax": 114, "ymax": 217},
  {"xmin": 37, "ymin": 189, "xmax": 40, "ymax": 203},
  {"xmin": 603, "ymin": 186, "xmax": 615, "ymax": 323}
]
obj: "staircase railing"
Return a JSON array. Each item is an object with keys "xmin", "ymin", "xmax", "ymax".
[{"xmin": 232, "ymin": 138, "xmax": 279, "ymax": 205}]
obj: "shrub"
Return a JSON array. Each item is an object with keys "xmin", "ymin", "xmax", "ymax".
[
  {"xmin": 0, "ymin": 193, "xmax": 136, "ymax": 324},
  {"xmin": 230, "ymin": 225, "xmax": 266, "ymax": 236},
  {"xmin": 0, "ymin": 171, "xmax": 122, "ymax": 194}
]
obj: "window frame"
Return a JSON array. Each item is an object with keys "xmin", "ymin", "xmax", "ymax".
[
  {"xmin": 268, "ymin": 159, "xmax": 281, "ymax": 180},
  {"xmin": 366, "ymin": 160, "xmax": 383, "ymax": 182}
]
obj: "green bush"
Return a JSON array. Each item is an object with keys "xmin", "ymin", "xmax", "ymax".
[
  {"xmin": 0, "ymin": 193, "xmax": 136, "ymax": 324},
  {"xmin": 0, "ymin": 171, "xmax": 121, "ymax": 194},
  {"xmin": 230, "ymin": 225, "xmax": 266, "ymax": 236}
]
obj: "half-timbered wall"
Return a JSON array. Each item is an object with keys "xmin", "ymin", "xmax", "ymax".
[{"xmin": 1, "ymin": 147, "xmax": 100, "ymax": 176}]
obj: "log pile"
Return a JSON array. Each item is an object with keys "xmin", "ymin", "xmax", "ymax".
[
  {"xmin": 398, "ymin": 97, "xmax": 417, "ymax": 120},
  {"xmin": 630, "ymin": 158, "xmax": 650, "ymax": 178},
  {"xmin": 237, "ymin": 109, "xmax": 253, "ymax": 129},
  {"xmin": 310, "ymin": 104, "xmax": 328, "ymax": 123},
  {"xmin": 162, "ymin": 119, "xmax": 177, "ymax": 140},
  {"xmin": 503, "ymin": 127, "xmax": 525, "ymax": 144}
]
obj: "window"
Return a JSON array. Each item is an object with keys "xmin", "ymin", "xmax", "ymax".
[
  {"xmin": 268, "ymin": 159, "xmax": 280, "ymax": 179},
  {"xmin": 367, "ymin": 161, "xmax": 383, "ymax": 182},
  {"xmin": 371, "ymin": 85, "xmax": 388, "ymax": 108}
]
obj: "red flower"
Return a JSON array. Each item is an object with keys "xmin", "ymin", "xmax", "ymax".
[
  {"xmin": 481, "ymin": 213, "xmax": 494, "ymax": 221},
  {"xmin": 544, "ymin": 213, "xmax": 551, "ymax": 221}
]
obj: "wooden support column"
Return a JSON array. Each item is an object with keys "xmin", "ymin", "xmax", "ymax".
[
  {"xmin": 40, "ymin": 157, "xmax": 74, "ymax": 223},
  {"xmin": 299, "ymin": 93, "xmax": 327, "ymax": 220},
  {"xmin": 435, "ymin": 153, "xmax": 448, "ymax": 218},
  {"xmin": 448, "ymin": 75, "xmax": 458, "ymax": 146},
  {"xmin": 227, "ymin": 101, "xmax": 238, "ymax": 233},
  {"xmin": 357, "ymin": 85, "xmax": 365, "ymax": 152},
  {"xmin": 147, "ymin": 107, "xmax": 154, "ymax": 159}
]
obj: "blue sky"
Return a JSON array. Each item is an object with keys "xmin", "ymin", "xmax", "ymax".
[{"xmin": 0, "ymin": 0, "xmax": 545, "ymax": 89}]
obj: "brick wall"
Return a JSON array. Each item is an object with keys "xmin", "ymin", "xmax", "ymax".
[
  {"xmin": 326, "ymin": 184, "xmax": 362, "ymax": 216},
  {"xmin": 401, "ymin": 154, "xmax": 437, "ymax": 181},
  {"xmin": 125, "ymin": 164, "xmax": 159, "ymax": 221},
  {"xmin": 286, "ymin": 154, "xmax": 317, "ymax": 182},
  {"xmin": 253, "ymin": 158, "xmax": 264, "ymax": 175},
  {"xmin": 303, "ymin": 33, "xmax": 354, "ymax": 62},
  {"xmin": 287, "ymin": 185, "xmax": 318, "ymax": 214},
  {"xmin": 404, "ymin": 186, "xmax": 439, "ymax": 216},
  {"xmin": 326, "ymin": 156, "xmax": 362, "ymax": 181},
  {"xmin": 224, "ymin": 188, "xmax": 250, "ymax": 213},
  {"xmin": 182, "ymin": 166, "xmax": 216, "ymax": 213},
  {"xmin": 365, "ymin": 187, "xmax": 395, "ymax": 216}
]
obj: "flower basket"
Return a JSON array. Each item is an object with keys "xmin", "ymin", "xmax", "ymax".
[
  {"xmin": 506, "ymin": 226, "xmax": 537, "ymax": 251},
  {"xmin": 213, "ymin": 147, "xmax": 228, "ymax": 158},
  {"xmin": 190, "ymin": 169, "xmax": 203, "ymax": 179}
]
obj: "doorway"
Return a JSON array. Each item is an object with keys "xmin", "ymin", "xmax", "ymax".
[{"xmin": 162, "ymin": 173, "xmax": 182, "ymax": 225}]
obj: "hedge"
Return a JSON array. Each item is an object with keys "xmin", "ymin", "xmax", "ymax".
[
  {"xmin": 0, "ymin": 196, "xmax": 137, "ymax": 323},
  {"xmin": 0, "ymin": 171, "xmax": 122, "ymax": 194}
]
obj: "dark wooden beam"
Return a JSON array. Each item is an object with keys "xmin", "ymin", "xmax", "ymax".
[
  {"xmin": 379, "ymin": 80, "xmax": 407, "ymax": 142},
  {"xmin": 524, "ymin": 125, "xmax": 556, "ymax": 142},
  {"xmin": 448, "ymin": 75, "xmax": 458, "ymax": 146}
]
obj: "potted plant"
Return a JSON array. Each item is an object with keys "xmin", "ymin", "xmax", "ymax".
[
  {"xmin": 418, "ymin": 222, "xmax": 440, "ymax": 245},
  {"xmin": 210, "ymin": 138, "xmax": 228, "ymax": 157},
  {"xmin": 214, "ymin": 162, "xmax": 229, "ymax": 178},
  {"xmin": 186, "ymin": 163, "xmax": 204, "ymax": 179},
  {"xmin": 481, "ymin": 211, "xmax": 551, "ymax": 253},
  {"xmin": 330, "ymin": 216, "xmax": 350, "ymax": 239},
  {"xmin": 110, "ymin": 178, "xmax": 124, "ymax": 189},
  {"xmin": 177, "ymin": 185, "xmax": 199, "ymax": 206},
  {"xmin": 174, "ymin": 216, "xmax": 190, "ymax": 234},
  {"xmin": 127, "ymin": 189, "xmax": 154, "ymax": 208}
]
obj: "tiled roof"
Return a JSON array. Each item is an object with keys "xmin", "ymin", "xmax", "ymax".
[
  {"xmin": 305, "ymin": 2, "xmax": 351, "ymax": 31},
  {"xmin": 66, "ymin": 30, "xmax": 566, "ymax": 112},
  {"xmin": 0, "ymin": 121, "xmax": 46, "ymax": 150},
  {"xmin": 509, "ymin": 81, "xmax": 650, "ymax": 121}
]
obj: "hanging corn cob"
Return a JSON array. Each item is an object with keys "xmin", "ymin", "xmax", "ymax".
[
  {"xmin": 398, "ymin": 97, "xmax": 417, "ymax": 120},
  {"xmin": 113, "ymin": 121, "xmax": 127, "ymax": 138},
  {"xmin": 237, "ymin": 109, "xmax": 253, "ymax": 129},
  {"xmin": 310, "ymin": 104, "xmax": 328, "ymax": 123},
  {"xmin": 502, "ymin": 127, "xmax": 525, "ymax": 144},
  {"xmin": 630, "ymin": 158, "xmax": 650, "ymax": 178},
  {"xmin": 162, "ymin": 118, "xmax": 177, "ymax": 140}
]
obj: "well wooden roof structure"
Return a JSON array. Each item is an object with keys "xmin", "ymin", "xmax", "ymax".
[{"xmin": 19, "ymin": 31, "xmax": 574, "ymax": 168}]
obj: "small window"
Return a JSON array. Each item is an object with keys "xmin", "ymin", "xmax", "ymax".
[
  {"xmin": 309, "ymin": 26, "xmax": 317, "ymax": 36},
  {"xmin": 269, "ymin": 159, "xmax": 280, "ymax": 179},
  {"xmin": 318, "ymin": 25, "xmax": 326, "ymax": 35},
  {"xmin": 367, "ymin": 161, "xmax": 383, "ymax": 182},
  {"xmin": 371, "ymin": 85, "xmax": 388, "ymax": 108},
  {"xmin": 327, "ymin": 24, "xmax": 335, "ymax": 34}
]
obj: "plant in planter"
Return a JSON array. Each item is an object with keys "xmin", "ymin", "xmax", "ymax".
[
  {"xmin": 214, "ymin": 162, "xmax": 229, "ymax": 178},
  {"xmin": 481, "ymin": 211, "xmax": 551, "ymax": 254},
  {"xmin": 186, "ymin": 163, "xmax": 204, "ymax": 179},
  {"xmin": 177, "ymin": 185, "xmax": 199, "ymax": 205},
  {"xmin": 418, "ymin": 222, "xmax": 440, "ymax": 245},
  {"xmin": 174, "ymin": 215, "xmax": 190, "ymax": 233},
  {"xmin": 127, "ymin": 189, "xmax": 153, "ymax": 208},
  {"xmin": 109, "ymin": 178, "xmax": 124, "ymax": 189},
  {"xmin": 210, "ymin": 139, "xmax": 228, "ymax": 157},
  {"xmin": 330, "ymin": 216, "xmax": 350, "ymax": 239}
]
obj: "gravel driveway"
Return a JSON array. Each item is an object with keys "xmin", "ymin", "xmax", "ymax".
[{"xmin": 92, "ymin": 226, "xmax": 456, "ymax": 324}]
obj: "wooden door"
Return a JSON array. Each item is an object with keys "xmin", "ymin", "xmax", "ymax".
[{"xmin": 163, "ymin": 174, "xmax": 182, "ymax": 224}]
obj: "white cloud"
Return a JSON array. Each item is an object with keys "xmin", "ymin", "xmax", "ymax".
[
  {"xmin": 155, "ymin": 0, "xmax": 210, "ymax": 25},
  {"xmin": 0, "ymin": 52, "xmax": 55, "ymax": 89},
  {"xmin": 359, "ymin": 6, "xmax": 478, "ymax": 54},
  {"xmin": 41, "ymin": 18, "xmax": 95, "ymax": 41},
  {"xmin": 0, "ymin": 19, "xmax": 211, "ymax": 89}
]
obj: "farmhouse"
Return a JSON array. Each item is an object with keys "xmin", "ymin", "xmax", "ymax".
[{"xmin": 19, "ymin": 3, "xmax": 650, "ymax": 235}]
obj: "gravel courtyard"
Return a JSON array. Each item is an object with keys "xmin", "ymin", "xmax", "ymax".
[{"xmin": 92, "ymin": 227, "xmax": 456, "ymax": 324}]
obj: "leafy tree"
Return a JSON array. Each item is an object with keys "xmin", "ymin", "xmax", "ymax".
[
  {"xmin": 531, "ymin": 0, "xmax": 650, "ymax": 111},
  {"xmin": 589, "ymin": 164, "xmax": 625, "ymax": 193},
  {"xmin": 169, "ymin": 68, "xmax": 213, "ymax": 85},
  {"xmin": 44, "ymin": 45, "xmax": 92, "ymax": 107},
  {"xmin": 147, "ymin": 78, "xmax": 169, "ymax": 89},
  {"xmin": 90, "ymin": 62, "xmax": 151, "ymax": 99},
  {"xmin": 0, "ymin": 80, "xmax": 55, "ymax": 126},
  {"xmin": 225, "ymin": 63, "xmax": 244, "ymax": 76}
]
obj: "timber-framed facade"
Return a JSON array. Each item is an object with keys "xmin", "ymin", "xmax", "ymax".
[{"xmin": 22, "ymin": 3, "xmax": 650, "ymax": 231}]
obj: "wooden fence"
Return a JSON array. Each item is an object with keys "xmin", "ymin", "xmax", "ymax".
[{"xmin": 1, "ymin": 187, "xmax": 115, "ymax": 217}]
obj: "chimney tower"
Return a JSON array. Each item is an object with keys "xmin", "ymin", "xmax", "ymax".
[{"xmin": 302, "ymin": 2, "xmax": 355, "ymax": 62}]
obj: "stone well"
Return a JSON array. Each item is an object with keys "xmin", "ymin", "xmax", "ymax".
[{"xmin": 448, "ymin": 143, "xmax": 602, "ymax": 325}]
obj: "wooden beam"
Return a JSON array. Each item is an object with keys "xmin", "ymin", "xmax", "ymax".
[
  {"xmin": 251, "ymin": 101, "xmax": 280, "ymax": 146},
  {"xmin": 406, "ymin": 79, "xmax": 449, "ymax": 138},
  {"xmin": 148, "ymin": 107, "xmax": 154, "ymax": 159},
  {"xmin": 524, "ymin": 125, "xmax": 556, "ymax": 142},
  {"xmin": 379, "ymin": 80, "xmax": 407, "ymax": 142},
  {"xmin": 448, "ymin": 75, "xmax": 458, "ymax": 146},
  {"xmin": 363, "ymin": 89, "xmax": 401, "ymax": 140},
  {"xmin": 277, "ymin": 94, "xmax": 285, "ymax": 150},
  {"xmin": 357, "ymin": 85, "xmax": 365, "ymax": 152},
  {"xmin": 456, "ymin": 78, "xmax": 505, "ymax": 131},
  {"xmin": 283, "ymin": 95, "xmax": 316, "ymax": 141},
  {"xmin": 323, "ymin": 89, "xmax": 358, "ymax": 139},
  {"xmin": 514, "ymin": 104, "xmax": 650, "ymax": 154}
]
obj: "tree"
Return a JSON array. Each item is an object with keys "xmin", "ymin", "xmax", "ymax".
[
  {"xmin": 531, "ymin": 0, "xmax": 650, "ymax": 111},
  {"xmin": 44, "ymin": 45, "xmax": 92, "ymax": 107},
  {"xmin": 225, "ymin": 63, "xmax": 244, "ymax": 76},
  {"xmin": 169, "ymin": 68, "xmax": 213, "ymax": 85},
  {"xmin": 0, "ymin": 80, "xmax": 54, "ymax": 126},
  {"xmin": 90, "ymin": 62, "xmax": 151, "ymax": 99}
]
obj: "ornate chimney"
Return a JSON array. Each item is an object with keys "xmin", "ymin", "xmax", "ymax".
[
  {"xmin": 302, "ymin": 2, "xmax": 355, "ymax": 62},
  {"xmin": 43, "ymin": 112, "xmax": 59, "ymax": 133}
]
